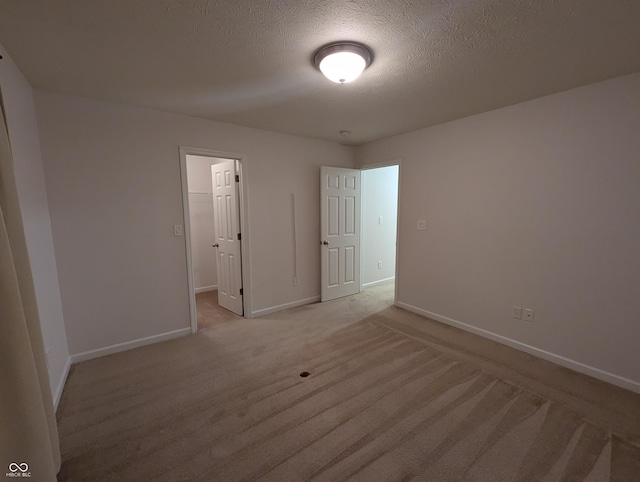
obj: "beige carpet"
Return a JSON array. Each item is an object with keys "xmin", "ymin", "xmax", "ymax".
[
  {"xmin": 195, "ymin": 290, "xmax": 242, "ymax": 330},
  {"xmin": 56, "ymin": 283, "xmax": 640, "ymax": 481}
]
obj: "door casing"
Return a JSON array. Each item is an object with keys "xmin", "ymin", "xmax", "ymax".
[{"xmin": 179, "ymin": 146, "xmax": 252, "ymax": 333}]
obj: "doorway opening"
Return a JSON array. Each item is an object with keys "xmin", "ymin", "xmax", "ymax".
[
  {"xmin": 360, "ymin": 163, "xmax": 399, "ymax": 292},
  {"xmin": 319, "ymin": 162, "xmax": 400, "ymax": 305},
  {"xmin": 179, "ymin": 147, "xmax": 251, "ymax": 333}
]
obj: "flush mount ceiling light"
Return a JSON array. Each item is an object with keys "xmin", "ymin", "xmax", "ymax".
[{"xmin": 313, "ymin": 41, "xmax": 373, "ymax": 84}]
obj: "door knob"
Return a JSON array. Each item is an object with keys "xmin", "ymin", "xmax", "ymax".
[
  {"xmin": 322, "ymin": 240, "xmax": 329, "ymax": 245},
  {"xmin": 212, "ymin": 243, "xmax": 219, "ymax": 248}
]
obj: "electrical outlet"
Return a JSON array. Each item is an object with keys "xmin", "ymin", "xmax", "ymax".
[
  {"xmin": 513, "ymin": 306, "xmax": 522, "ymax": 320},
  {"xmin": 377, "ymin": 261, "xmax": 382, "ymax": 269},
  {"xmin": 173, "ymin": 224, "xmax": 183, "ymax": 236},
  {"xmin": 417, "ymin": 220, "xmax": 427, "ymax": 230},
  {"xmin": 293, "ymin": 277, "xmax": 299, "ymax": 286},
  {"xmin": 524, "ymin": 309, "xmax": 534, "ymax": 322}
]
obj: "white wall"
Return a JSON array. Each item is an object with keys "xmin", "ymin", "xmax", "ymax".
[
  {"xmin": 34, "ymin": 91, "xmax": 354, "ymax": 356},
  {"xmin": 186, "ymin": 155, "xmax": 225, "ymax": 292},
  {"xmin": 356, "ymin": 73, "xmax": 640, "ymax": 391},
  {"xmin": 0, "ymin": 46, "xmax": 70, "ymax": 405},
  {"xmin": 361, "ymin": 165, "xmax": 398, "ymax": 286}
]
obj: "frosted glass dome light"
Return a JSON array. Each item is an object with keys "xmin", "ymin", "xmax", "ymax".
[
  {"xmin": 319, "ymin": 51, "xmax": 366, "ymax": 83},
  {"xmin": 314, "ymin": 42, "xmax": 373, "ymax": 84}
]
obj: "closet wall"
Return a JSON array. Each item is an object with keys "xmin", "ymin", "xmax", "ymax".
[{"xmin": 186, "ymin": 155, "xmax": 226, "ymax": 292}]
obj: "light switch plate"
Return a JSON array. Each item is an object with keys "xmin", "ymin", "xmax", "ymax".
[
  {"xmin": 174, "ymin": 225, "xmax": 184, "ymax": 236},
  {"xmin": 417, "ymin": 220, "xmax": 427, "ymax": 230}
]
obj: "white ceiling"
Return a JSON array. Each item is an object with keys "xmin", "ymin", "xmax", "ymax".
[{"xmin": 1, "ymin": 0, "xmax": 639, "ymax": 145}]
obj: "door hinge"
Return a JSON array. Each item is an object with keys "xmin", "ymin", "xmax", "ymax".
[
  {"xmin": 237, "ymin": 233, "xmax": 241, "ymax": 240},
  {"xmin": 235, "ymin": 174, "xmax": 239, "ymax": 182},
  {"xmin": 240, "ymin": 288, "xmax": 243, "ymax": 295}
]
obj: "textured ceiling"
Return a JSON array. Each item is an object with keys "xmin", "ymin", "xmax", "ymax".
[{"xmin": 1, "ymin": 0, "xmax": 639, "ymax": 145}]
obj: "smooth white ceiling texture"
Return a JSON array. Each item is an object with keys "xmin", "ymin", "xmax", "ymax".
[{"xmin": 1, "ymin": 0, "xmax": 639, "ymax": 145}]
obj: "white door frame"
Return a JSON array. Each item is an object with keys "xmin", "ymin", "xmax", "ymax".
[
  {"xmin": 179, "ymin": 146, "xmax": 253, "ymax": 333},
  {"xmin": 358, "ymin": 159, "xmax": 402, "ymax": 306}
]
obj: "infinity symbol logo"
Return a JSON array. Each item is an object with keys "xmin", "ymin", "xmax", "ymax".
[{"xmin": 8, "ymin": 463, "xmax": 28, "ymax": 472}]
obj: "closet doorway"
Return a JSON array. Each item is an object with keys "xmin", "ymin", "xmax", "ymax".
[{"xmin": 179, "ymin": 147, "xmax": 250, "ymax": 332}]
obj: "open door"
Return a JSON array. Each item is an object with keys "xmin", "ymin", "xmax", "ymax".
[
  {"xmin": 211, "ymin": 161, "xmax": 243, "ymax": 315},
  {"xmin": 320, "ymin": 166, "xmax": 361, "ymax": 302}
]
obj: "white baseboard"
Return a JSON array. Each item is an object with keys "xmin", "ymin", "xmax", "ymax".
[
  {"xmin": 251, "ymin": 296, "xmax": 320, "ymax": 318},
  {"xmin": 396, "ymin": 302, "xmax": 640, "ymax": 394},
  {"xmin": 362, "ymin": 277, "xmax": 395, "ymax": 288},
  {"xmin": 54, "ymin": 356, "xmax": 71, "ymax": 411},
  {"xmin": 195, "ymin": 285, "xmax": 217, "ymax": 294},
  {"xmin": 70, "ymin": 327, "xmax": 192, "ymax": 364}
]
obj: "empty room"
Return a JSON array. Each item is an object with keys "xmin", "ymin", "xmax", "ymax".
[{"xmin": 1, "ymin": 1, "xmax": 639, "ymax": 480}]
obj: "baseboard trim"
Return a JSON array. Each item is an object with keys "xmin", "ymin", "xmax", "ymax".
[
  {"xmin": 362, "ymin": 277, "xmax": 395, "ymax": 288},
  {"xmin": 195, "ymin": 285, "xmax": 217, "ymax": 294},
  {"xmin": 396, "ymin": 301, "xmax": 640, "ymax": 394},
  {"xmin": 70, "ymin": 328, "xmax": 192, "ymax": 364},
  {"xmin": 251, "ymin": 296, "xmax": 320, "ymax": 318},
  {"xmin": 54, "ymin": 356, "xmax": 71, "ymax": 411}
]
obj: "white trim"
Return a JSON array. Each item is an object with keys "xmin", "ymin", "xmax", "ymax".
[
  {"xmin": 236, "ymin": 157, "xmax": 253, "ymax": 318},
  {"xmin": 179, "ymin": 147, "xmax": 198, "ymax": 334},
  {"xmin": 291, "ymin": 193, "xmax": 298, "ymax": 283},
  {"xmin": 396, "ymin": 302, "xmax": 640, "ymax": 394},
  {"xmin": 53, "ymin": 356, "xmax": 71, "ymax": 411},
  {"xmin": 69, "ymin": 328, "xmax": 191, "ymax": 363},
  {"xmin": 359, "ymin": 158, "xmax": 403, "ymax": 170},
  {"xmin": 362, "ymin": 276, "xmax": 395, "ymax": 288},
  {"xmin": 394, "ymin": 161, "xmax": 402, "ymax": 307},
  {"xmin": 195, "ymin": 285, "xmax": 217, "ymax": 294},
  {"xmin": 251, "ymin": 296, "xmax": 320, "ymax": 318}
]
